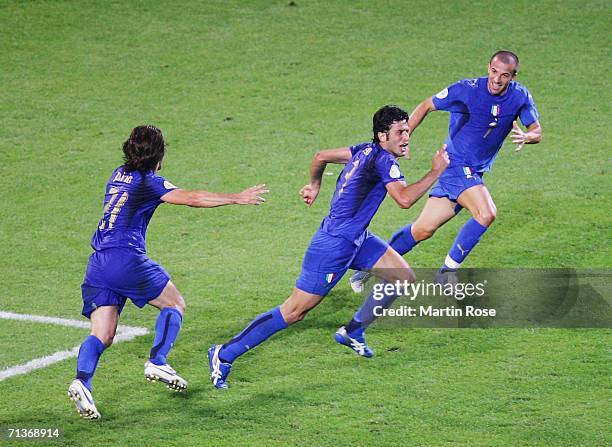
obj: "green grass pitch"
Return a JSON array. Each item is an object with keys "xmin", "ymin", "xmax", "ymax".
[{"xmin": 0, "ymin": 0, "xmax": 610, "ymax": 446}]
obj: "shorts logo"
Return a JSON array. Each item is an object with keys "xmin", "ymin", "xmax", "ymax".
[
  {"xmin": 463, "ymin": 167, "xmax": 473, "ymax": 179},
  {"xmin": 325, "ymin": 273, "xmax": 336, "ymax": 284},
  {"xmin": 163, "ymin": 180, "xmax": 177, "ymax": 189},
  {"xmin": 435, "ymin": 88, "xmax": 449, "ymax": 99},
  {"xmin": 389, "ymin": 164, "xmax": 401, "ymax": 179}
]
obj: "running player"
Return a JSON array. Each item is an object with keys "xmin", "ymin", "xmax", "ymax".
[
  {"xmin": 68, "ymin": 125, "xmax": 268, "ymax": 419},
  {"xmin": 207, "ymin": 105, "xmax": 449, "ymax": 389},
  {"xmin": 350, "ymin": 51, "xmax": 542, "ymax": 290}
]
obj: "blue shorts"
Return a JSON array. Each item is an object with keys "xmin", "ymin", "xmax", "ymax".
[
  {"xmin": 296, "ymin": 230, "xmax": 389, "ymax": 296},
  {"xmin": 430, "ymin": 165, "xmax": 485, "ymax": 203},
  {"xmin": 81, "ymin": 248, "xmax": 170, "ymax": 318}
]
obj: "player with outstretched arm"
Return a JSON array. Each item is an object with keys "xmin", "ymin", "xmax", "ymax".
[
  {"xmin": 207, "ymin": 105, "xmax": 449, "ymax": 389},
  {"xmin": 68, "ymin": 125, "xmax": 268, "ymax": 419},
  {"xmin": 350, "ymin": 50, "xmax": 542, "ymax": 290}
]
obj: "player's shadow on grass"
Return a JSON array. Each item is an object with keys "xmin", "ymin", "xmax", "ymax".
[{"xmin": 209, "ymin": 288, "xmax": 365, "ymax": 346}]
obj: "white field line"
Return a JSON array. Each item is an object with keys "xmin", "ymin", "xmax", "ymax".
[{"xmin": 0, "ymin": 311, "xmax": 149, "ymax": 382}]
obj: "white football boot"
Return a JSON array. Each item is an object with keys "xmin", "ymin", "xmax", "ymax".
[
  {"xmin": 349, "ymin": 270, "xmax": 372, "ymax": 293},
  {"xmin": 68, "ymin": 379, "xmax": 101, "ymax": 420},
  {"xmin": 144, "ymin": 361, "xmax": 188, "ymax": 391}
]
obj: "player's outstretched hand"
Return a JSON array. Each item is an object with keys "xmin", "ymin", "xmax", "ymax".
[
  {"xmin": 431, "ymin": 144, "xmax": 450, "ymax": 173},
  {"xmin": 238, "ymin": 184, "xmax": 268, "ymax": 205},
  {"xmin": 299, "ymin": 183, "xmax": 319, "ymax": 207},
  {"xmin": 511, "ymin": 121, "xmax": 528, "ymax": 152}
]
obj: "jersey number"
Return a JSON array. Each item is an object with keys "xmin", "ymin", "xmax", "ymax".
[
  {"xmin": 98, "ymin": 187, "xmax": 128, "ymax": 230},
  {"xmin": 339, "ymin": 160, "xmax": 360, "ymax": 195}
]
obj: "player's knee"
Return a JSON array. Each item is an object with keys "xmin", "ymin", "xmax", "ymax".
[
  {"xmin": 388, "ymin": 267, "xmax": 416, "ymax": 284},
  {"xmin": 401, "ymin": 268, "xmax": 417, "ymax": 284},
  {"xmin": 284, "ymin": 308, "xmax": 308, "ymax": 325},
  {"xmin": 291, "ymin": 311, "xmax": 308, "ymax": 325},
  {"xmin": 475, "ymin": 207, "xmax": 497, "ymax": 226},
  {"xmin": 167, "ymin": 291, "xmax": 186, "ymax": 315},
  {"xmin": 412, "ymin": 224, "xmax": 436, "ymax": 241},
  {"xmin": 175, "ymin": 297, "xmax": 186, "ymax": 315},
  {"xmin": 280, "ymin": 302, "xmax": 309, "ymax": 325},
  {"xmin": 94, "ymin": 331, "xmax": 115, "ymax": 347}
]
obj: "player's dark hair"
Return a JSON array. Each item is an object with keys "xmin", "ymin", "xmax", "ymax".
[
  {"xmin": 122, "ymin": 125, "xmax": 166, "ymax": 172},
  {"xmin": 490, "ymin": 50, "xmax": 520, "ymax": 75},
  {"xmin": 372, "ymin": 105, "xmax": 409, "ymax": 143}
]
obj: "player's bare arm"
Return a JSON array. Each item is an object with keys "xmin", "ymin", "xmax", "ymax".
[
  {"xmin": 386, "ymin": 144, "xmax": 449, "ymax": 209},
  {"xmin": 300, "ymin": 147, "xmax": 352, "ymax": 207},
  {"xmin": 511, "ymin": 120, "xmax": 542, "ymax": 152},
  {"xmin": 161, "ymin": 185, "xmax": 269, "ymax": 207},
  {"xmin": 408, "ymin": 97, "xmax": 436, "ymax": 135}
]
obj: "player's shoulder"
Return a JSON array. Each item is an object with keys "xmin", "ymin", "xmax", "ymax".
[
  {"xmin": 351, "ymin": 142, "xmax": 375, "ymax": 153},
  {"xmin": 442, "ymin": 77, "xmax": 480, "ymax": 89},
  {"xmin": 510, "ymin": 80, "xmax": 534, "ymax": 100},
  {"xmin": 376, "ymin": 149, "xmax": 403, "ymax": 180},
  {"xmin": 374, "ymin": 146, "xmax": 401, "ymax": 173},
  {"xmin": 351, "ymin": 142, "xmax": 378, "ymax": 158},
  {"xmin": 435, "ymin": 77, "xmax": 479, "ymax": 99},
  {"xmin": 459, "ymin": 77, "xmax": 481, "ymax": 89},
  {"xmin": 146, "ymin": 170, "xmax": 177, "ymax": 190}
]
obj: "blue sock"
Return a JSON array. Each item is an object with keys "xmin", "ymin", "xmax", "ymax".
[
  {"xmin": 389, "ymin": 224, "xmax": 419, "ymax": 256},
  {"xmin": 76, "ymin": 335, "xmax": 106, "ymax": 391},
  {"xmin": 346, "ymin": 282, "xmax": 399, "ymax": 337},
  {"xmin": 443, "ymin": 218, "xmax": 488, "ymax": 270},
  {"xmin": 149, "ymin": 308, "xmax": 183, "ymax": 366},
  {"xmin": 219, "ymin": 306, "xmax": 288, "ymax": 363}
]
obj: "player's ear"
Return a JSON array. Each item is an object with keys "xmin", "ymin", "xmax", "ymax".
[{"xmin": 377, "ymin": 131, "xmax": 387, "ymax": 143}]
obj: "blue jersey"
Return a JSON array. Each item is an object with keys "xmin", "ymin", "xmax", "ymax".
[
  {"xmin": 91, "ymin": 167, "xmax": 178, "ymax": 253},
  {"xmin": 320, "ymin": 142, "xmax": 404, "ymax": 243},
  {"xmin": 432, "ymin": 77, "xmax": 539, "ymax": 172}
]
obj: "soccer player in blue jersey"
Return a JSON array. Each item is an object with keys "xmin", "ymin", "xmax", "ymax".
[
  {"xmin": 68, "ymin": 125, "xmax": 268, "ymax": 419},
  {"xmin": 207, "ymin": 105, "xmax": 450, "ymax": 389},
  {"xmin": 350, "ymin": 51, "xmax": 542, "ymax": 290}
]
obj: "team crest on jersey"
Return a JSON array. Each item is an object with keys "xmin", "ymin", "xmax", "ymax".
[
  {"xmin": 435, "ymin": 88, "xmax": 449, "ymax": 99},
  {"xmin": 463, "ymin": 167, "xmax": 473, "ymax": 179},
  {"xmin": 491, "ymin": 105, "xmax": 500, "ymax": 117},
  {"xmin": 363, "ymin": 146, "xmax": 372, "ymax": 156},
  {"xmin": 325, "ymin": 273, "xmax": 336, "ymax": 284},
  {"xmin": 164, "ymin": 180, "xmax": 177, "ymax": 189},
  {"xmin": 389, "ymin": 164, "xmax": 401, "ymax": 179}
]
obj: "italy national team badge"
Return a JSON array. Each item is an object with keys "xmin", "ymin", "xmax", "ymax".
[
  {"xmin": 325, "ymin": 273, "xmax": 335, "ymax": 284},
  {"xmin": 485, "ymin": 105, "xmax": 500, "ymax": 136},
  {"xmin": 463, "ymin": 167, "xmax": 473, "ymax": 179}
]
